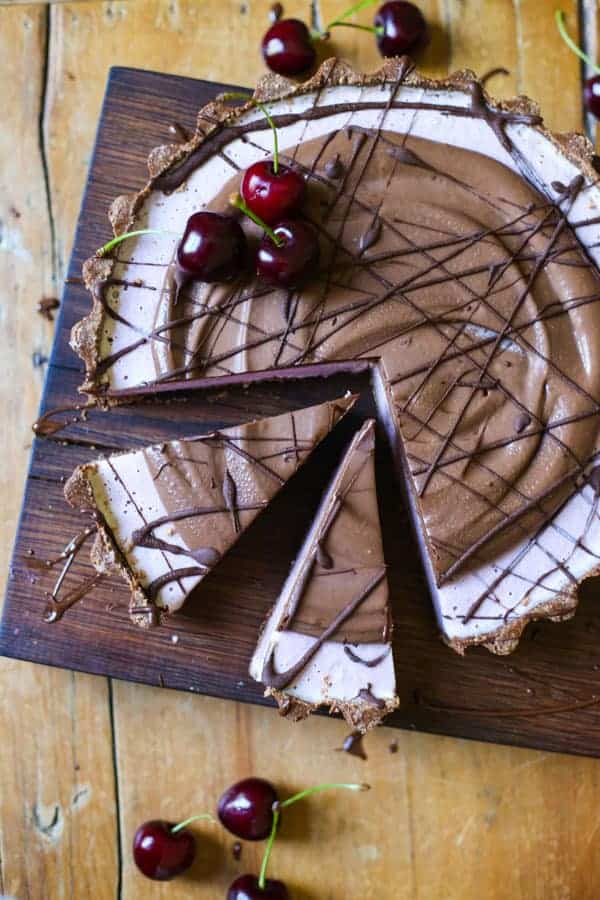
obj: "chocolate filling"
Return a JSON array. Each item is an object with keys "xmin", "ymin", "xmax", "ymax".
[{"xmin": 78, "ymin": 68, "xmax": 600, "ymax": 640}]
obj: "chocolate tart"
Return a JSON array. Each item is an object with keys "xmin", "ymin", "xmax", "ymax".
[
  {"xmin": 250, "ymin": 418, "xmax": 398, "ymax": 731},
  {"xmin": 64, "ymin": 395, "xmax": 356, "ymax": 626},
  {"xmin": 72, "ymin": 57, "xmax": 600, "ymax": 653}
]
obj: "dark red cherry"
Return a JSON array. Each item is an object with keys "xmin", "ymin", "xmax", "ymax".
[
  {"xmin": 374, "ymin": 1, "xmax": 428, "ymax": 58},
  {"xmin": 261, "ymin": 19, "xmax": 316, "ymax": 76},
  {"xmin": 584, "ymin": 76, "xmax": 600, "ymax": 118},
  {"xmin": 177, "ymin": 212, "xmax": 246, "ymax": 282},
  {"xmin": 218, "ymin": 778, "xmax": 278, "ymax": 841},
  {"xmin": 241, "ymin": 161, "xmax": 306, "ymax": 226},
  {"xmin": 132, "ymin": 820, "xmax": 195, "ymax": 881},
  {"xmin": 228, "ymin": 874, "xmax": 290, "ymax": 899},
  {"xmin": 256, "ymin": 219, "xmax": 319, "ymax": 287}
]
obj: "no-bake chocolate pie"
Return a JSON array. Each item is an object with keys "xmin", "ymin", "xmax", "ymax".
[
  {"xmin": 71, "ymin": 57, "xmax": 600, "ymax": 654},
  {"xmin": 65, "ymin": 395, "xmax": 356, "ymax": 625},
  {"xmin": 250, "ymin": 418, "xmax": 398, "ymax": 730}
]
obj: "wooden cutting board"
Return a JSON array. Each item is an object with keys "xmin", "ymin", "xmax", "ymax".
[{"xmin": 2, "ymin": 65, "xmax": 600, "ymax": 757}]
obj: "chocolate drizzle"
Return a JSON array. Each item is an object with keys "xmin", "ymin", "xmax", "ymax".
[
  {"xmin": 358, "ymin": 218, "xmax": 382, "ymax": 254},
  {"xmin": 262, "ymin": 567, "xmax": 386, "ymax": 690},
  {"xmin": 480, "ymin": 67, "xmax": 510, "ymax": 89},
  {"xmin": 44, "ymin": 573, "xmax": 104, "ymax": 622},
  {"xmin": 35, "ymin": 526, "xmax": 100, "ymax": 622},
  {"xmin": 222, "ymin": 468, "xmax": 241, "ymax": 533},
  {"xmin": 33, "ymin": 402, "xmax": 92, "ymax": 437},
  {"xmin": 343, "ymin": 645, "xmax": 390, "ymax": 667},
  {"xmin": 146, "ymin": 566, "xmax": 211, "ymax": 600},
  {"xmin": 76, "ymin": 63, "xmax": 600, "ymax": 644},
  {"xmin": 131, "ymin": 504, "xmax": 266, "ymax": 552},
  {"xmin": 151, "ymin": 87, "xmax": 541, "ymax": 195}
]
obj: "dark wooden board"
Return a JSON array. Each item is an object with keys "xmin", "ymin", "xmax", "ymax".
[{"xmin": 3, "ymin": 66, "xmax": 600, "ymax": 756}]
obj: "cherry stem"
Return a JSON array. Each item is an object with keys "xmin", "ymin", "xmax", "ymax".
[
  {"xmin": 221, "ymin": 92, "xmax": 280, "ymax": 174},
  {"xmin": 97, "ymin": 228, "xmax": 174, "ymax": 257},
  {"xmin": 325, "ymin": 22, "xmax": 382, "ymax": 35},
  {"xmin": 257, "ymin": 782, "xmax": 369, "ymax": 890},
  {"xmin": 229, "ymin": 193, "xmax": 284, "ymax": 246},
  {"xmin": 170, "ymin": 813, "xmax": 216, "ymax": 834},
  {"xmin": 555, "ymin": 9, "xmax": 600, "ymax": 76},
  {"xmin": 319, "ymin": 0, "xmax": 382, "ymax": 36},
  {"xmin": 277, "ymin": 782, "xmax": 370, "ymax": 810},
  {"xmin": 258, "ymin": 807, "xmax": 280, "ymax": 890}
]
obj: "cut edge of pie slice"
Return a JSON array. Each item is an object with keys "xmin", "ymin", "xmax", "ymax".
[
  {"xmin": 371, "ymin": 367, "xmax": 585, "ymax": 657},
  {"xmin": 249, "ymin": 418, "xmax": 398, "ymax": 732},
  {"xmin": 64, "ymin": 393, "xmax": 357, "ymax": 627}
]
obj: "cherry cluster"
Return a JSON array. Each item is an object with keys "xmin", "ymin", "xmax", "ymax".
[
  {"xmin": 133, "ymin": 777, "xmax": 369, "ymax": 897},
  {"xmin": 262, "ymin": 1, "xmax": 428, "ymax": 77},
  {"xmin": 98, "ymin": 2, "xmax": 433, "ymax": 290},
  {"xmin": 176, "ymin": 112, "xmax": 318, "ymax": 291},
  {"xmin": 97, "ymin": 3, "xmax": 433, "ymax": 290},
  {"xmin": 100, "ymin": 103, "xmax": 320, "ymax": 291}
]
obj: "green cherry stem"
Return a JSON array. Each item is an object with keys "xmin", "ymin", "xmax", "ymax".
[
  {"xmin": 258, "ymin": 807, "xmax": 281, "ymax": 890},
  {"xmin": 327, "ymin": 21, "xmax": 383, "ymax": 34},
  {"xmin": 229, "ymin": 192, "xmax": 284, "ymax": 246},
  {"xmin": 257, "ymin": 782, "xmax": 369, "ymax": 890},
  {"xmin": 314, "ymin": 0, "xmax": 383, "ymax": 38},
  {"xmin": 97, "ymin": 228, "xmax": 175, "ymax": 258},
  {"xmin": 555, "ymin": 9, "xmax": 600, "ymax": 75},
  {"xmin": 170, "ymin": 813, "xmax": 216, "ymax": 834},
  {"xmin": 221, "ymin": 92, "xmax": 281, "ymax": 174},
  {"xmin": 277, "ymin": 782, "xmax": 370, "ymax": 809}
]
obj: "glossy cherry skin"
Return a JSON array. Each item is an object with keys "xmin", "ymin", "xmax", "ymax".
[
  {"xmin": 256, "ymin": 219, "xmax": 320, "ymax": 288},
  {"xmin": 261, "ymin": 19, "xmax": 316, "ymax": 76},
  {"xmin": 177, "ymin": 212, "xmax": 246, "ymax": 282},
  {"xmin": 227, "ymin": 874, "xmax": 290, "ymax": 899},
  {"xmin": 241, "ymin": 161, "xmax": 306, "ymax": 226},
  {"xmin": 132, "ymin": 820, "xmax": 195, "ymax": 881},
  {"xmin": 584, "ymin": 76, "xmax": 600, "ymax": 118},
  {"xmin": 218, "ymin": 778, "xmax": 278, "ymax": 841},
  {"xmin": 374, "ymin": 1, "xmax": 428, "ymax": 57}
]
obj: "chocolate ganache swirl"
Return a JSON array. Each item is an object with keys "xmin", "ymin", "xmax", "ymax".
[
  {"xmin": 75, "ymin": 62, "xmax": 600, "ymax": 636},
  {"xmin": 144, "ymin": 130, "xmax": 600, "ymax": 584}
]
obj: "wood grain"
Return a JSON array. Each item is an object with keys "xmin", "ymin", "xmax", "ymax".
[
  {"xmin": 0, "ymin": 5, "xmax": 117, "ymax": 898},
  {"xmin": 3, "ymin": 3, "xmax": 600, "ymax": 899}
]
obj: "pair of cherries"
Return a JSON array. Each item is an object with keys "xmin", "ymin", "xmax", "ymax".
[
  {"xmin": 133, "ymin": 777, "xmax": 368, "ymax": 897},
  {"xmin": 177, "ymin": 131, "xmax": 317, "ymax": 291},
  {"xmin": 262, "ymin": 1, "xmax": 428, "ymax": 77},
  {"xmin": 134, "ymin": 778, "xmax": 286, "ymax": 896}
]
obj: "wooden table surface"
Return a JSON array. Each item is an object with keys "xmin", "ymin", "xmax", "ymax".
[{"xmin": 2, "ymin": 1, "xmax": 600, "ymax": 897}]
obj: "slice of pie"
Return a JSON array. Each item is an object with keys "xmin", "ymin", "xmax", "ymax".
[
  {"xmin": 250, "ymin": 418, "xmax": 398, "ymax": 732},
  {"xmin": 72, "ymin": 58, "xmax": 600, "ymax": 653},
  {"xmin": 64, "ymin": 395, "xmax": 356, "ymax": 626}
]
